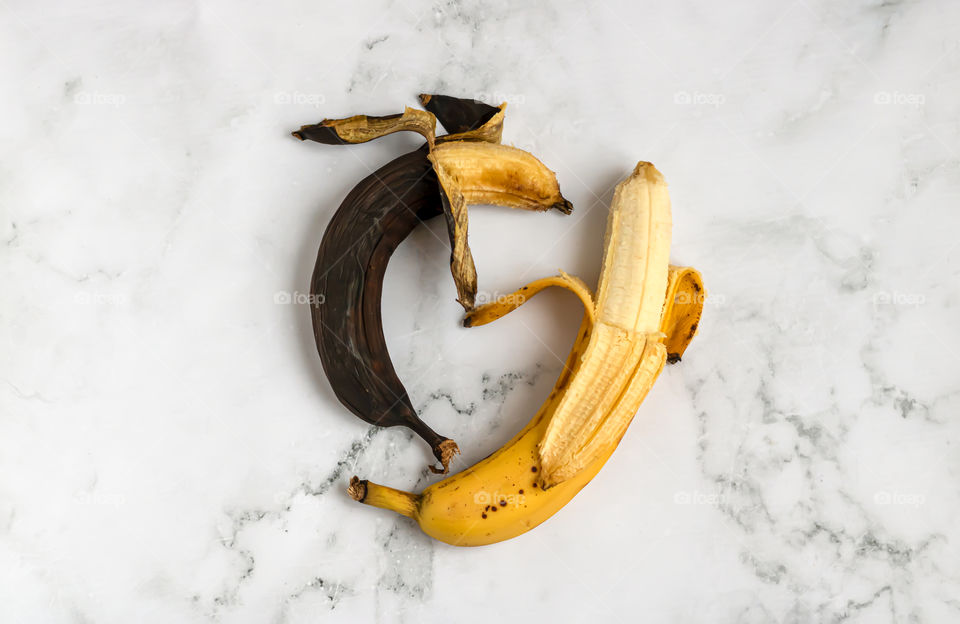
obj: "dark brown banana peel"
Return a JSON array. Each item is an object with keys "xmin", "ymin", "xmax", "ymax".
[
  {"xmin": 295, "ymin": 95, "xmax": 507, "ymax": 474},
  {"xmin": 419, "ymin": 94, "xmax": 500, "ymax": 135}
]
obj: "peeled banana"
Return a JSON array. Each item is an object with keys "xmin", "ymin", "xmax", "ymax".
[{"xmin": 348, "ymin": 163, "xmax": 704, "ymax": 545}]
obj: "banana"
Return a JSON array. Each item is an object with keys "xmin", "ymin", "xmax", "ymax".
[
  {"xmin": 348, "ymin": 163, "xmax": 704, "ymax": 546},
  {"xmin": 295, "ymin": 95, "xmax": 572, "ymax": 473}
]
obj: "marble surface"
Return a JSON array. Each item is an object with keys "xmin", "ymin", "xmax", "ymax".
[{"xmin": 2, "ymin": 0, "xmax": 959, "ymax": 622}]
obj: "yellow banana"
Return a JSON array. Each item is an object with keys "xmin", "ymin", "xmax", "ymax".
[{"xmin": 348, "ymin": 163, "xmax": 704, "ymax": 546}]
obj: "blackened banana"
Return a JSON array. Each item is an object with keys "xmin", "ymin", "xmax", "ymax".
[
  {"xmin": 310, "ymin": 145, "xmax": 458, "ymax": 473},
  {"xmin": 295, "ymin": 95, "xmax": 572, "ymax": 474},
  {"xmin": 296, "ymin": 96, "xmax": 503, "ymax": 474}
]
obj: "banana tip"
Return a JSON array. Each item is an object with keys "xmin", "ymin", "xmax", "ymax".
[
  {"xmin": 632, "ymin": 161, "xmax": 665, "ymax": 184},
  {"xmin": 347, "ymin": 476, "xmax": 367, "ymax": 502},
  {"xmin": 428, "ymin": 439, "xmax": 460, "ymax": 474},
  {"xmin": 554, "ymin": 199, "xmax": 574, "ymax": 215},
  {"xmin": 291, "ymin": 124, "xmax": 347, "ymax": 145}
]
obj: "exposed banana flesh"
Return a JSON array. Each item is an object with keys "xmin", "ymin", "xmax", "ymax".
[
  {"xmin": 348, "ymin": 163, "xmax": 705, "ymax": 545},
  {"xmin": 537, "ymin": 162, "xmax": 672, "ymax": 487}
]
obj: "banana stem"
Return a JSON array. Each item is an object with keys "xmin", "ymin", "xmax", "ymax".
[{"xmin": 348, "ymin": 477, "xmax": 419, "ymax": 518}]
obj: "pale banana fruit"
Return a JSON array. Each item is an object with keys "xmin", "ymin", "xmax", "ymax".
[
  {"xmin": 536, "ymin": 162, "xmax": 671, "ymax": 487},
  {"xmin": 348, "ymin": 162, "xmax": 704, "ymax": 546}
]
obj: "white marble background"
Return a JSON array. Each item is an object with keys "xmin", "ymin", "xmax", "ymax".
[{"xmin": 2, "ymin": 0, "xmax": 959, "ymax": 622}]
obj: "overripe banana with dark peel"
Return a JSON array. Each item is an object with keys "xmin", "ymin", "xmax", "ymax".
[
  {"xmin": 429, "ymin": 142, "xmax": 573, "ymax": 310},
  {"xmin": 297, "ymin": 95, "xmax": 573, "ymax": 474},
  {"xmin": 310, "ymin": 146, "xmax": 458, "ymax": 473},
  {"xmin": 300, "ymin": 96, "xmax": 500, "ymax": 474},
  {"xmin": 348, "ymin": 162, "xmax": 705, "ymax": 545}
]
